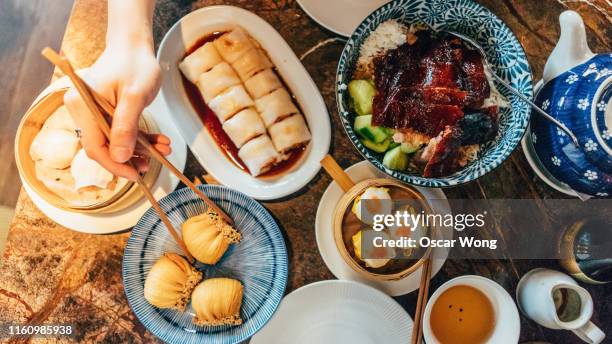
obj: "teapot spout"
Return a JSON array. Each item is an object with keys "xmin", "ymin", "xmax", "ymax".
[{"xmin": 543, "ymin": 10, "xmax": 594, "ymax": 83}]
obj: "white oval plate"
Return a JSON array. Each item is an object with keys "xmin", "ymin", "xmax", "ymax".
[
  {"xmin": 157, "ymin": 6, "xmax": 331, "ymax": 200},
  {"xmin": 22, "ymin": 77, "xmax": 186, "ymax": 234},
  {"xmin": 251, "ymin": 280, "xmax": 412, "ymax": 344},
  {"xmin": 297, "ymin": 0, "xmax": 390, "ymax": 37},
  {"xmin": 315, "ymin": 160, "xmax": 451, "ymax": 296}
]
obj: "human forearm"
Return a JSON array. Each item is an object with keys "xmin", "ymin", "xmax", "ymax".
[
  {"xmin": 106, "ymin": 0, "xmax": 156, "ymax": 50},
  {"xmin": 63, "ymin": 0, "xmax": 165, "ymax": 179}
]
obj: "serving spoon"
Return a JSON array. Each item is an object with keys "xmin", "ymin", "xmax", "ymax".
[{"xmin": 442, "ymin": 30, "xmax": 580, "ymax": 146}]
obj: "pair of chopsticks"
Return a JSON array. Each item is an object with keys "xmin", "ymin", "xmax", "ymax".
[
  {"xmin": 321, "ymin": 154, "xmax": 432, "ymax": 343},
  {"xmin": 411, "ymin": 254, "xmax": 433, "ymax": 344},
  {"xmin": 41, "ymin": 48, "xmax": 234, "ymax": 263}
]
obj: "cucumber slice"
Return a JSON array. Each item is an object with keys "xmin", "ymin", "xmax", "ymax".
[
  {"xmin": 354, "ymin": 115, "xmax": 389, "ymax": 143},
  {"xmin": 389, "ymin": 142, "xmax": 401, "ymax": 149},
  {"xmin": 348, "ymin": 79, "xmax": 376, "ymax": 116},
  {"xmin": 382, "ymin": 127, "xmax": 395, "ymax": 136},
  {"xmin": 383, "ymin": 145, "xmax": 409, "ymax": 170},
  {"xmin": 360, "ymin": 138, "xmax": 390, "ymax": 153},
  {"xmin": 400, "ymin": 142, "xmax": 421, "ymax": 154}
]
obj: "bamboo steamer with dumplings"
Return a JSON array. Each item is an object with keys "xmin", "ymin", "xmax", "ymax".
[
  {"xmin": 15, "ymin": 87, "xmax": 162, "ymax": 213},
  {"xmin": 332, "ymin": 177, "xmax": 434, "ymax": 281}
]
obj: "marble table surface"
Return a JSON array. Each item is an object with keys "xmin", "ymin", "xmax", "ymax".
[{"xmin": 1, "ymin": 0, "xmax": 610, "ymax": 343}]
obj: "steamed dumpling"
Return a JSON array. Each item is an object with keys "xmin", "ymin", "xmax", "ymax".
[
  {"xmin": 70, "ymin": 148, "xmax": 114, "ymax": 190},
  {"xmin": 192, "ymin": 278, "xmax": 243, "ymax": 326},
  {"xmin": 182, "ymin": 211, "xmax": 241, "ymax": 265},
  {"xmin": 351, "ymin": 186, "xmax": 392, "ymax": 224},
  {"xmin": 42, "ymin": 105, "xmax": 77, "ymax": 131},
  {"xmin": 30, "ymin": 128, "xmax": 80, "ymax": 169},
  {"xmin": 351, "ymin": 230, "xmax": 393, "ymax": 268},
  {"xmin": 35, "ymin": 162, "xmax": 128, "ymax": 207}
]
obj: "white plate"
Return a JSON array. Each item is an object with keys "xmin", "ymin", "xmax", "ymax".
[
  {"xmin": 22, "ymin": 78, "xmax": 186, "ymax": 234},
  {"xmin": 251, "ymin": 279, "xmax": 412, "ymax": 344},
  {"xmin": 423, "ymin": 275, "xmax": 521, "ymax": 343},
  {"xmin": 157, "ymin": 6, "xmax": 331, "ymax": 200},
  {"xmin": 315, "ymin": 160, "xmax": 451, "ymax": 296},
  {"xmin": 297, "ymin": 0, "xmax": 390, "ymax": 37}
]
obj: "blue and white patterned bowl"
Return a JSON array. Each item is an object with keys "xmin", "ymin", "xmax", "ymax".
[
  {"xmin": 531, "ymin": 54, "xmax": 612, "ymax": 198},
  {"xmin": 122, "ymin": 185, "xmax": 288, "ymax": 344},
  {"xmin": 336, "ymin": 0, "xmax": 533, "ymax": 187}
]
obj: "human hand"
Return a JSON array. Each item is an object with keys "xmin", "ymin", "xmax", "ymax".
[{"xmin": 64, "ymin": 42, "xmax": 170, "ymax": 181}]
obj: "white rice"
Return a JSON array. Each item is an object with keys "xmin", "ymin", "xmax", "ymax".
[
  {"xmin": 355, "ymin": 20, "xmax": 408, "ymax": 78},
  {"xmin": 358, "ymin": 20, "xmax": 407, "ymax": 65}
]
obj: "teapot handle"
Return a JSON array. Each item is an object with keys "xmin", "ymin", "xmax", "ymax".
[
  {"xmin": 573, "ymin": 321, "xmax": 606, "ymax": 344},
  {"xmin": 543, "ymin": 10, "xmax": 594, "ymax": 83}
]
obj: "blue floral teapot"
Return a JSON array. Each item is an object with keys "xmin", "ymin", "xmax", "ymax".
[{"xmin": 531, "ymin": 11, "xmax": 611, "ymax": 198}]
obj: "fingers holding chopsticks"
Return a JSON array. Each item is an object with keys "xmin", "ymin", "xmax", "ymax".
[
  {"xmin": 64, "ymin": 85, "xmax": 140, "ymax": 180},
  {"xmin": 64, "ymin": 75, "xmax": 172, "ymax": 180},
  {"xmin": 132, "ymin": 134, "xmax": 173, "ymax": 172}
]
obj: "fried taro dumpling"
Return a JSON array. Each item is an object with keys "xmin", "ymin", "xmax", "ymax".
[
  {"xmin": 182, "ymin": 211, "xmax": 241, "ymax": 265},
  {"xmin": 192, "ymin": 278, "xmax": 243, "ymax": 327},
  {"xmin": 143, "ymin": 253, "xmax": 202, "ymax": 311}
]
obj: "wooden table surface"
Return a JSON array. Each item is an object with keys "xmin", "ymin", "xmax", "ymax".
[{"xmin": 1, "ymin": 0, "xmax": 610, "ymax": 343}]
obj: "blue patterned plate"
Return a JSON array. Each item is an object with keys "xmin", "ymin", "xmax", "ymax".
[
  {"xmin": 122, "ymin": 185, "xmax": 288, "ymax": 344},
  {"xmin": 336, "ymin": 0, "xmax": 533, "ymax": 187}
]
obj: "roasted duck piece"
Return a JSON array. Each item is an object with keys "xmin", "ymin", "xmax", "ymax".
[
  {"xmin": 372, "ymin": 31, "xmax": 493, "ymax": 135},
  {"xmin": 371, "ymin": 31, "xmax": 497, "ymax": 176},
  {"xmin": 422, "ymin": 126, "xmax": 463, "ymax": 178}
]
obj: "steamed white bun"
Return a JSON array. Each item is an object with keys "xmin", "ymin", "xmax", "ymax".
[
  {"xmin": 70, "ymin": 148, "xmax": 114, "ymax": 190},
  {"xmin": 30, "ymin": 128, "xmax": 80, "ymax": 169}
]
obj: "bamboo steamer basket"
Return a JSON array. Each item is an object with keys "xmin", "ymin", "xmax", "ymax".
[
  {"xmin": 332, "ymin": 178, "xmax": 434, "ymax": 281},
  {"xmin": 15, "ymin": 88, "xmax": 161, "ymax": 213}
]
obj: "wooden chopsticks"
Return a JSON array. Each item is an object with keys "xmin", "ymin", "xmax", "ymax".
[
  {"xmin": 41, "ymin": 48, "xmax": 194, "ymax": 263},
  {"xmin": 320, "ymin": 153, "xmax": 432, "ymax": 343},
  {"xmin": 411, "ymin": 254, "xmax": 433, "ymax": 344},
  {"xmin": 40, "ymin": 48, "xmax": 232, "ymax": 226},
  {"xmin": 41, "ymin": 48, "xmax": 232, "ymax": 263},
  {"xmin": 85, "ymin": 86, "xmax": 233, "ymax": 225}
]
